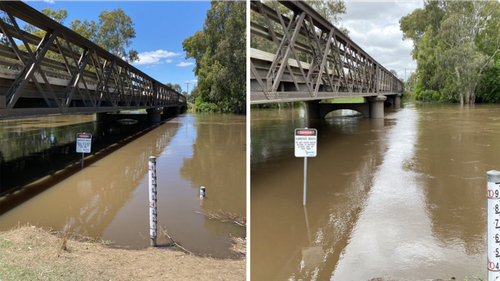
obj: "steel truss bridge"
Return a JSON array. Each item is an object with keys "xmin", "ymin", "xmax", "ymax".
[
  {"xmin": 0, "ymin": 1, "xmax": 185, "ymax": 119},
  {"xmin": 250, "ymin": 0, "xmax": 404, "ymax": 105}
]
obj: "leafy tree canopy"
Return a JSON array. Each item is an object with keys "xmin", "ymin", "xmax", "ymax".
[
  {"xmin": 183, "ymin": 0, "xmax": 246, "ymax": 114},
  {"xmin": 400, "ymin": 0, "xmax": 500, "ymax": 104}
]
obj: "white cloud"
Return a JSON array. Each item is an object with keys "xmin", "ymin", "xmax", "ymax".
[
  {"xmin": 165, "ymin": 59, "xmax": 173, "ymax": 63},
  {"xmin": 185, "ymin": 79, "xmax": 197, "ymax": 83},
  {"xmin": 177, "ymin": 61, "xmax": 195, "ymax": 67},
  {"xmin": 43, "ymin": 0, "xmax": 55, "ymax": 3},
  {"xmin": 340, "ymin": 0, "xmax": 423, "ymax": 79},
  {"xmin": 133, "ymin": 49, "xmax": 181, "ymax": 65}
]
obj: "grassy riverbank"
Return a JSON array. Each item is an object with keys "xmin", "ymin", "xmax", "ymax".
[{"xmin": 0, "ymin": 226, "xmax": 245, "ymax": 281}]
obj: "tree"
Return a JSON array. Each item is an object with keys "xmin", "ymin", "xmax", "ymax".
[
  {"xmin": 70, "ymin": 19, "xmax": 98, "ymax": 42},
  {"xmin": 305, "ymin": 0, "xmax": 349, "ymax": 36},
  {"xmin": 24, "ymin": 8, "xmax": 67, "ymax": 33},
  {"xmin": 18, "ymin": 8, "xmax": 68, "ymax": 59},
  {"xmin": 188, "ymin": 86, "xmax": 200, "ymax": 104},
  {"xmin": 183, "ymin": 1, "xmax": 246, "ymax": 113},
  {"xmin": 400, "ymin": 1, "xmax": 446, "ymax": 60},
  {"xmin": 477, "ymin": 55, "xmax": 500, "ymax": 103},
  {"xmin": 438, "ymin": 1, "xmax": 500, "ymax": 104},
  {"xmin": 400, "ymin": 0, "xmax": 500, "ymax": 104},
  {"xmin": 70, "ymin": 8, "xmax": 138, "ymax": 62}
]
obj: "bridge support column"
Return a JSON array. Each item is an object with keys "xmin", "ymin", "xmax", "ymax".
[
  {"xmin": 369, "ymin": 95, "xmax": 387, "ymax": 119},
  {"xmin": 147, "ymin": 108, "xmax": 162, "ymax": 124},
  {"xmin": 95, "ymin": 112, "xmax": 107, "ymax": 123},
  {"xmin": 162, "ymin": 107, "xmax": 171, "ymax": 119},
  {"xmin": 394, "ymin": 94, "xmax": 401, "ymax": 109},
  {"xmin": 304, "ymin": 100, "xmax": 321, "ymax": 120}
]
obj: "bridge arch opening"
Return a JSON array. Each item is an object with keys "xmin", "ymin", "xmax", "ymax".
[{"xmin": 324, "ymin": 109, "xmax": 364, "ymax": 119}]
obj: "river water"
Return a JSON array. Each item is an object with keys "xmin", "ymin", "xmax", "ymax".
[
  {"xmin": 251, "ymin": 103, "xmax": 498, "ymax": 280},
  {"xmin": 0, "ymin": 113, "xmax": 245, "ymax": 258}
]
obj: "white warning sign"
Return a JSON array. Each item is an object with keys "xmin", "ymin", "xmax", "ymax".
[
  {"xmin": 76, "ymin": 133, "xmax": 92, "ymax": 153},
  {"xmin": 294, "ymin": 128, "xmax": 317, "ymax": 157}
]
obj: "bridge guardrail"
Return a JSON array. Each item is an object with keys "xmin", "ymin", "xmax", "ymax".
[
  {"xmin": 0, "ymin": 1, "xmax": 185, "ymax": 118},
  {"xmin": 250, "ymin": 0, "xmax": 404, "ymax": 103}
]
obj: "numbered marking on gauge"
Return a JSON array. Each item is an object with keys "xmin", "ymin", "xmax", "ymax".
[
  {"xmin": 488, "ymin": 199, "xmax": 500, "ymax": 266},
  {"xmin": 488, "ymin": 181, "xmax": 500, "ymax": 199}
]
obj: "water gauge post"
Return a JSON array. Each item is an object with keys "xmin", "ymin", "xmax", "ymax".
[
  {"xmin": 149, "ymin": 156, "xmax": 158, "ymax": 247},
  {"xmin": 487, "ymin": 170, "xmax": 500, "ymax": 280}
]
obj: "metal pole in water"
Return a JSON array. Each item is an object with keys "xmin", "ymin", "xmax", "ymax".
[
  {"xmin": 303, "ymin": 156, "xmax": 307, "ymax": 206},
  {"xmin": 487, "ymin": 170, "xmax": 500, "ymax": 280},
  {"xmin": 149, "ymin": 156, "xmax": 157, "ymax": 247}
]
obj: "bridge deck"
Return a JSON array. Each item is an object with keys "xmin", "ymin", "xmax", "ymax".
[
  {"xmin": 250, "ymin": 0, "xmax": 404, "ymax": 104},
  {"xmin": 0, "ymin": 1, "xmax": 185, "ymax": 119}
]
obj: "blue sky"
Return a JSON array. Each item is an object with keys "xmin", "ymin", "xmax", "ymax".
[{"xmin": 24, "ymin": 0, "xmax": 212, "ymax": 94}]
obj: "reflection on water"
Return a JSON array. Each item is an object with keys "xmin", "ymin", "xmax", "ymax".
[
  {"xmin": 251, "ymin": 104, "xmax": 494, "ymax": 280},
  {"xmin": 0, "ymin": 113, "xmax": 245, "ymax": 258},
  {"xmin": 0, "ymin": 115, "xmax": 154, "ymax": 197}
]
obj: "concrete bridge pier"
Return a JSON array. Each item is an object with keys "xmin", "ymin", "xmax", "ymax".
[
  {"xmin": 394, "ymin": 94, "xmax": 401, "ymax": 109},
  {"xmin": 385, "ymin": 94, "xmax": 402, "ymax": 109},
  {"xmin": 162, "ymin": 107, "xmax": 181, "ymax": 119},
  {"xmin": 368, "ymin": 95, "xmax": 387, "ymax": 119},
  {"xmin": 147, "ymin": 108, "xmax": 162, "ymax": 124},
  {"xmin": 95, "ymin": 112, "xmax": 107, "ymax": 123},
  {"xmin": 305, "ymin": 101, "xmax": 321, "ymax": 120}
]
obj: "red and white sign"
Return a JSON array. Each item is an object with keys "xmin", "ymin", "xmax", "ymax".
[
  {"xmin": 76, "ymin": 133, "xmax": 92, "ymax": 153},
  {"xmin": 295, "ymin": 128, "xmax": 317, "ymax": 157}
]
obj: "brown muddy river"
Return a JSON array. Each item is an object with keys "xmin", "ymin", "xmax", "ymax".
[
  {"xmin": 251, "ymin": 103, "xmax": 497, "ymax": 280},
  {"xmin": 0, "ymin": 113, "xmax": 245, "ymax": 258}
]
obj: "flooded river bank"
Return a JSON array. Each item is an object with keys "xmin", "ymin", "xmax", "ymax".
[
  {"xmin": 0, "ymin": 113, "xmax": 245, "ymax": 258},
  {"xmin": 251, "ymin": 103, "xmax": 496, "ymax": 280}
]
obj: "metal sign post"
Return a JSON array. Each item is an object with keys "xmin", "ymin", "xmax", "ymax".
[
  {"xmin": 295, "ymin": 128, "xmax": 317, "ymax": 206},
  {"xmin": 488, "ymin": 170, "xmax": 500, "ymax": 280},
  {"xmin": 76, "ymin": 133, "xmax": 92, "ymax": 168}
]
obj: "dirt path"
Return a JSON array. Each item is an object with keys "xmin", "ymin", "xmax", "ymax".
[{"xmin": 0, "ymin": 226, "xmax": 245, "ymax": 281}]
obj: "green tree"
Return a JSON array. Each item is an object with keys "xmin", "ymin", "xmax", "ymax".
[
  {"xmin": 306, "ymin": 0, "xmax": 349, "ymax": 36},
  {"xmin": 70, "ymin": 8, "xmax": 138, "ymax": 62},
  {"xmin": 477, "ymin": 56, "xmax": 500, "ymax": 103},
  {"xmin": 438, "ymin": 1, "xmax": 500, "ymax": 104},
  {"xmin": 24, "ymin": 8, "xmax": 67, "ymax": 33},
  {"xmin": 70, "ymin": 19, "xmax": 98, "ymax": 41},
  {"xmin": 188, "ymin": 85, "xmax": 200, "ymax": 104},
  {"xmin": 400, "ymin": 0, "xmax": 500, "ymax": 104},
  {"xmin": 400, "ymin": 1, "xmax": 446, "ymax": 60},
  {"xmin": 183, "ymin": 0, "xmax": 246, "ymax": 113}
]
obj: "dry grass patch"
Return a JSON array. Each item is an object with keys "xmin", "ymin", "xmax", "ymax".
[{"xmin": 0, "ymin": 225, "xmax": 245, "ymax": 281}]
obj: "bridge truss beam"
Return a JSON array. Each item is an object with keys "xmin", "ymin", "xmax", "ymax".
[
  {"xmin": 250, "ymin": 0, "xmax": 404, "ymax": 104},
  {"xmin": 0, "ymin": 1, "xmax": 185, "ymax": 119}
]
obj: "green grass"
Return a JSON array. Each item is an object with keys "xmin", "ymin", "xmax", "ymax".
[{"xmin": 329, "ymin": 97, "xmax": 365, "ymax": 103}]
